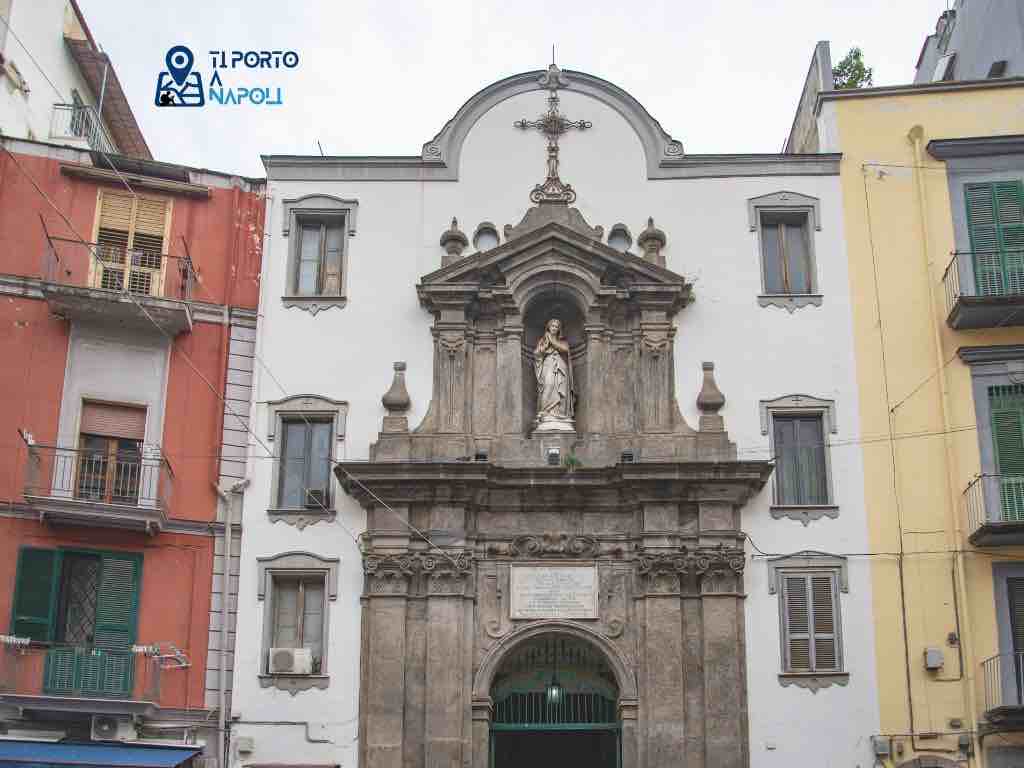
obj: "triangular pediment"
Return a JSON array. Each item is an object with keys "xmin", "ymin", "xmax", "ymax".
[{"xmin": 418, "ymin": 217, "xmax": 691, "ymax": 315}]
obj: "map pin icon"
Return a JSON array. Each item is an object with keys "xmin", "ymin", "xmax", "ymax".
[{"xmin": 166, "ymin": 46, "xmax": 194, "ymax": 87}]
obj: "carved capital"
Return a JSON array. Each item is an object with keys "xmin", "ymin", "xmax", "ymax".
[{"xmin": 362, "ymin": 549, "xmax": 474, "ymax": 596}]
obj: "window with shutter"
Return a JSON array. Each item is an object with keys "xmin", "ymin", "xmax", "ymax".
[
  {"xmin": 967, "ymin": 181, "xmax": 1024, "ymax": 297},
  {"xmin": 772, "ymin": 414, "xmax": 828, "ymax": 505},
  {"xmin": 9, "ymin": 548, "xmax": 142, "ymax": 697},
  {"xmin": 10, "ymin": 548, "xmax": 60, "ymax": 642},
  {"xmin": 77, "ymin": 402, "xmax": 146, "ymax": 505},
  {"xmin": 989, "ymin": 385, "xmax": 1024, "ymax": 522},
  {"xmin": 780, "ymin": 571, "xmax": 842, "ymax": 674},
  {"xmin": 94, "ymin": 191, "xmax": 170, "ymax": 297}
]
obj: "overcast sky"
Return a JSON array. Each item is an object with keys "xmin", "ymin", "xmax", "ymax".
[{"xmin": 79, "ymin": 0, "xmax": 947, "ymax": 177}]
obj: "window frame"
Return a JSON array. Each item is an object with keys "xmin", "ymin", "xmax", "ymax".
[
  {"xmin": 265, "ymin": 395, "xmax": 348, "ymax": 527},
  {"xmin": 277, "ymin": 417, "xmax": 333, "ymax": 510},
  {"xmin": 748, "ymin": 191, "xmax": 823, "ymax": 311},
  {"xmin": 89, "ymin": 189, "xmax": 173, "ymax": 299},
  {"xmin": 256, "ymin": 551, "xmax": 339, "ymax": 692},
  {"xmin": 768, "ymin": 552, "xmax": 849, "ymax": 690},
  {"xmin": 760, "ymin": 394, "xmax": 838, "ymax": 524},
  {"xmin": 960, "ymin": 346, "xmax": 1024, "ymax": 525},
  {"xmin": 281, "ymin": 195, "xmax": 358, "ymax": 314}
]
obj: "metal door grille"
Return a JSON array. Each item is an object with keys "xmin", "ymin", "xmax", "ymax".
[
  {"xmin": 493, "ymin": 691, "xmax": 617, "ymax": 726},
  {"xmin": 58, "ymin": 555, "xmax": 100, "ymax": 645}
]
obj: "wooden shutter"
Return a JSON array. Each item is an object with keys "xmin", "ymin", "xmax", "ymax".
[
  {"xmin": 968, "ymin": 181, "xmax": 1024, "ymax": 295},
  {"xmin": 80, "ymin": 402, "xmax": 146, "ymax": 441},
  {"xmin": 11, "ymin": 548, "xmax": 59, "ymax": 641},
  {"xmin": 1008, "ymin": 578, "xmax": 1024, "ymax": 654},
  {"xmin": 810, "ymin": 575, "xmax": 839, "ymax": 671},
  {"xmin": 990, "ymin": 385, "xmax": 1024, "ymax": 521},
  {"xmin": 997, "ymin": 182, "xmax": 1024, "ymax": 293},
  {"xmin": 782, "ymin": 572, "xmax": 841, "ymax": 673},
  {"xmin": 272, "ymin": 577, "xmax": 300, "ymax": 648},
  {"xmin": 93, "ymin": 552, "xmax": 142, "ymax": 649},
  {"xmin": 782, "ymin": 575, "xmax": 811, "ymax": 671}
]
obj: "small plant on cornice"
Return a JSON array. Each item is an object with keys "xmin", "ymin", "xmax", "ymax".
[
  {"xmin": 562, "ymin": 453, "xmax": 583, "ymax": 472},
  {"xmin": 833, "ymin": 47, "xmax": 874, "ymax": 89}
]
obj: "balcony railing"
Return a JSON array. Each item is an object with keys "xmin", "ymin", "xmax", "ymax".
[
  {"xmin": 965, "ymin": 474, "xmax": 1024, "ymax": 546},
  {"xmin": 943, "ymin": 251, "xmax": 1024, "ymax": 329},
  {"xmin": 44, "ymin": 236, "xmax": 195, "ymax": 301},
  {"xmin": 0, "ymin": 642, "xmax": 161, "ymax": 706},
  {"xmin": 49, "ymin": 103, "xmax": 116, "ymax": 155},
  {"xmin": 23, "ymin": 442, "xmax": 173, "ymax": 533},
  {"xmin": 982, "ymin": 652, "xmax": 1024, "ymax": 725}
]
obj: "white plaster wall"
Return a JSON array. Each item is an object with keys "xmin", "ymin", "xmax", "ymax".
[
  {"xmin": 0, "ymin": 0, "xmax": 115, "ymax": 148},
  {"xmin": 56, "ymin": 322, "xmax": 170, "ymax": 449},
  {"xmin": 233, "ymin": 86, "xmax": 879, "ymax": 766}
]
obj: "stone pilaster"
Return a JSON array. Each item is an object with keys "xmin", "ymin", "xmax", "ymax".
[{"xmin": 496, "ymin": 322, "xmax": 524, "ymax": 435}]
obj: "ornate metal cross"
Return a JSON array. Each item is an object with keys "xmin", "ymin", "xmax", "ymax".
[{"xmin": 514, "ymin": 62, "xmax": 591, "ymax": 203}]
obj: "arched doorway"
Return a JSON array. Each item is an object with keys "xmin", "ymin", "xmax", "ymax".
[{"xmin": 489, "ymin": 633, "xmax": 620, "ymax": 768}]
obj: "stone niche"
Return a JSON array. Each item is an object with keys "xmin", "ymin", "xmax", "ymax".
[{"xmin": 338, "ymin": 197, "xmax": 773, "ymax": 768}]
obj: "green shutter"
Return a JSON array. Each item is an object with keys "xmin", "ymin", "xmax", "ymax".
[
  {"xmin": 94, "ymin": 552, "xmax": 142, "ymax": 648},
  {"xmin": 1009, "ymin": 578, "xmax": 1024, "ymax": 654},
  {"xmin": 967, "ymin": 181, "xmax": 1024, "ymax": 295},
  {"xmin": 91, "ymin": 552, "xmax": 142, "ymax": 696},
  {"xmin": 10, "ymin": 548, "xmax": 60, "ymax": 642},
  {"xmin": 989, "ymin": 385, "xmax": 1024, "ymax": 521}
]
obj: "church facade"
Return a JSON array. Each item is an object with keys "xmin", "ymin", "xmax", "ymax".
[{"xmin": 230, "ymin": 66, "xmax": 879, "ymax": 767}]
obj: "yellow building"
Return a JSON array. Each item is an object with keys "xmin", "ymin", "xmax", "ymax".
[{"xmin": 789, "ymin": 43, "xmax": 1024, "ymax": 768}]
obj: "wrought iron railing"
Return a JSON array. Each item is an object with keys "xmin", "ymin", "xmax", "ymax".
[
  {"xmin": 965, "ymin": 474, "xmax": 1024, "ymax": 535},
  {"xmin": 493, "ymin": 692, "xmax": 617, "ymax": 726},
  {"xmin": 0, "ymin": 642, "xmax": 160, "ymax": 701},
  {"xmin": 23, "ymin": 443, "xmax": 173, "ymax": 511},
  {"xmin": 983, "ymin": 651, "xmax": 1024, "ymax": 713},
  {"xmin": 942, "ymin": 253, "xmax": 961, "ymax": 319},
  {"xmin": 944, "ymin": 251, "xmax": 1024, "ymax": 315},
  {"xmin": 49, "ymin": 103, "xmax": 116, "ymax": 155},
  {"xmin": 43, "ymin": 236, "xmax": 195, "ymax": 301}
]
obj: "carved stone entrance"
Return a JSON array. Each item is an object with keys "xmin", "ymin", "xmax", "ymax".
[
  {"xmin": 486, "ymin": 630, "xmax": 620, "ymax": 768},
  {"xmin": 338, "ymin": 188, "xmax": 772, "ymax": 767}
]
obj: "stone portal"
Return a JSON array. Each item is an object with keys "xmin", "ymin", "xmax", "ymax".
[{"xmin": 339, "ymin": 170, "xmax": 772, "ymax": 767}]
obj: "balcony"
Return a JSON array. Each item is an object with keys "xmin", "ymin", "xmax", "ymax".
[
  {"xmin": 41, "ymin": 236, "xmax": 194, "ymax": 335},
  {"xmin": 966, "ymin": 474, "xmax": 1024, "ymax": 546},
  {"xmin": 22, "ymin": 442, "xmax": 173, "ymax": 534},
  {"xmin": 943, "ymin": 251, "xmax": 1024, "ymax": 330},
  {"xmin": 0, "ymin": 642, "xmax": 161, "ymax": 716},
  {"xmin": 49, "ymin": 103, "xmax": 116, "ymax": 155},
  {"xmin": 982, "ymin": 652, "xmax": 1024, "ymax": 731}
]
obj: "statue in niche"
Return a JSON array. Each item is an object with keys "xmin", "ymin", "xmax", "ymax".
[{"xmin": 534, "ymin": 318, "xmax": 574, "ymax": 431}]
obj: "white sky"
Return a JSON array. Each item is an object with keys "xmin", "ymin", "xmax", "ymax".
[{"xmin": 79, "ymin": 0, "xmax": 948, "ymax": 177}]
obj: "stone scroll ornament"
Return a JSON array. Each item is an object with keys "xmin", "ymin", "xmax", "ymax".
[
  {"xmin": 534, "ymin": 318, "xmax": 575, "ymax": 431},
  {"xmin": 362, "ymin": 550, "xmax": 473, "ymax": 594},
  {"xmin": 636, "ymin": 546, "xmax": 745, "ymax": 592}
]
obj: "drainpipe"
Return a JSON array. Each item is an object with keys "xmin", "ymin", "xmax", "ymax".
[
  {"xmin": 213, "ymin": 479, "xmax": 248, "ymax": 768},
  {"xmin": 908, "ymin": 125, "xmax": 981, "ymax": 765}
]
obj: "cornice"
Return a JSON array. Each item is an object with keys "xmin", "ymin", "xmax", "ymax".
[
  {"xmin": 263, "ymin": 68, "xmax": 840, "ymax": 181},
  {"xmin": 927, "ymin": 134, "xmax": 1024, "ymax": 159},
  {"xmin": 958, "ymin": 344, "xmax": 1024, "ymax": 364},
  {"xmin": 814, "ymin": 76, "xmax": 1024, "ymax": 115}
]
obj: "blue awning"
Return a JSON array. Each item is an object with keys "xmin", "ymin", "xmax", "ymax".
[{"xmin": 0, "ymin": 741, "xmax": 200, "ymax": 768}]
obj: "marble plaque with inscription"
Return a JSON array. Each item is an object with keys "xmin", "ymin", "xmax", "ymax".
[{"xmin": 510, "ymin": 565, "xmax": 598, "ymax": 619}]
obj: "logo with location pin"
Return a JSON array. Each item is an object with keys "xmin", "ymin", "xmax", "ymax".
[{"xmin": 155, "ymin": 45, "xmax": 204, "ymax": 107}]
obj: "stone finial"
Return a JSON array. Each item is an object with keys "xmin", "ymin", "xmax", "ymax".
[
  {"xmin": 637, "ymin": 217, "xmax": 667, "ymax": 267},
  {"xmin": 381, "ymin": 362, "xmax": 411, "ymax": 433},
  {"xmin": 696, "ymin": 362, "xmax": 725, "ymax": 432},
  {"xmin": 440, "ymin": 218, "xmax": 469, "ymax": 266}
]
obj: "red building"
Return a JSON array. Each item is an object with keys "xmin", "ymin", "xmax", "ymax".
[{"xmin": 0, "ymin": 133, "xmax": 263, "ymax": 766}]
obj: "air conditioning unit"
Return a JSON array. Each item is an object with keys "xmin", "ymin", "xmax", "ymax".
[
  {"xmin": 304, "ymin": 489, "xmax": 327, "ymax": 509},
  {"xmin": 269, "ymin": 647, "xmax": 313, "ymax": 674},
  {"xmin": 91, "ymin": 716, "xmax": 138, "ymax": 742}
]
